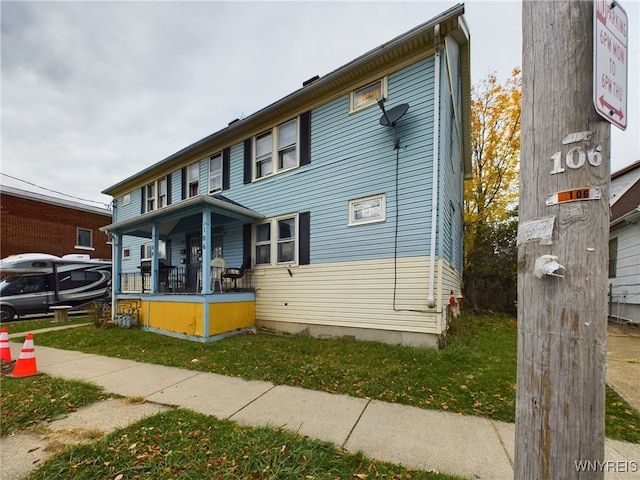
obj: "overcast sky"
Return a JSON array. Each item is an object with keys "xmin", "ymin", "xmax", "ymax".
[{"xmin": 1, "ymin": 0, "xmax": 638, "ymax": 208}]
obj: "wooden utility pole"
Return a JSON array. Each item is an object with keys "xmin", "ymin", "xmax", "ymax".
[{"xmin": 515, "ymin": 1, "xmax": 612, "ymax": 478}]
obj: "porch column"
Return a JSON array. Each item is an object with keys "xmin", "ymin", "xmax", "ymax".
[
  {"xmin": 201, "ymin": 208, "xmax": 212, "ymax": 294},
  {"xmin": 111, "ymin": 232, "xmax": 122, "ymax": 321},
  {"xmin": 112, "ymin": 233, "xmax": 122, "ymax": 294},
  {"xmin": 151, "ymin": 223, "xmax": 160, "ymax": 294}
]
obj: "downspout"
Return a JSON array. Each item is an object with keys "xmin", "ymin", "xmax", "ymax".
[{"xmin": 427, "ymin": 24, "xmax": 441, "ymax": 309}]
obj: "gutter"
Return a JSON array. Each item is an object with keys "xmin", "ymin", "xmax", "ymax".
[
  {"xmin": 610, "ymin": 205, "xmax": 640, "ymax": 228},
  {"xmin": 427, "ymin": 24, "xmax": 441, "ymax": 309}
]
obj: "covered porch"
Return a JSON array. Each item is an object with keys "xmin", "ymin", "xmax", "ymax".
[{"xmin": 101, "ymin": 195, "xmax": 262, "ymax": 342}]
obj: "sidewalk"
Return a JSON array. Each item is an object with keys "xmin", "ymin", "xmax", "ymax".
[{"xmin": 3, "ymin": 336, "xmax": 639, "ymax": 480}]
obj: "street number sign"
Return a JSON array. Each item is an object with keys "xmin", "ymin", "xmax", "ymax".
[{"xmin": 594, "ymin": 0, "xmax": 628, "ymax": 130}]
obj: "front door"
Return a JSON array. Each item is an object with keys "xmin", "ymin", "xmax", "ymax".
[{"xmin": 186, "ymin": 233, "xmax": 202, "ymax": 291}]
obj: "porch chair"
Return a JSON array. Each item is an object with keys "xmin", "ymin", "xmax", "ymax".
[
  {"xmin": 222, "ymin": 256, "xmax": 251, "ymax": 291},
  {"xmin": 211, "ymin": 257, "xmax": 226, "ymax": 293}
]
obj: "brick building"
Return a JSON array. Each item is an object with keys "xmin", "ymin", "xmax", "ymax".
[{"xmin": 0, "ymin": 185, "xmax": 112, "ymax": 260}]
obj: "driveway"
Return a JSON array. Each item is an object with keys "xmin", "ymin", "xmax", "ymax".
[{"xmin": 607, "ymin": 322, "xmax": 640, "ymax": 412}]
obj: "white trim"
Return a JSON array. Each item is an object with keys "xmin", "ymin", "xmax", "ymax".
[
  {"xmin": 208, "ymin": 152, "xmax": 223, "ymax": 194},
  {"xmin": 348, "ymin": 194, "xmax": 386, "ymax": 226},
  {"xmin": 122, "ymin": 193, "xmax": 131, "ymax": 206},
  {"xmin": 253, "ymin": 117, "xmax": 300, "ymax": 182},
  {"xmin": 253, "ymin": 213, "xmax": 299, "ymax": 268},
  {"xmin": 349, "ymin": 77, "xmax": 388, "ymax": 113}
]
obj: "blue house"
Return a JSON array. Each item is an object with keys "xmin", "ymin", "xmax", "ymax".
[{"xmin": 101, "ymin": 4, "xmax": 470, "ymax": 348}]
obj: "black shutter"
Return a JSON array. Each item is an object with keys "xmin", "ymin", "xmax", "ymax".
[
  {"xmin": 299, "ymin": 110, "xmax": 311, "ymax": 166},
  {"xmin": 242, "ymin": 223, "xmax": 252, "ymax": 261},
  {"xmin": 140, "ymin": 187, "xmax": 146, "ymax": 214},
  {"xmin": 223, "ymin": 147, "xmax": 231, "ymax": 190},
  {"xmin": 243, "ymin": 138, "xmax": 252, "ymax": 184},
  {"xmin": 181, "ymin": 167, "xmax": 187, "ymax": 200},
  {"xmin": 140, "ymin": 244, "xmax": 145, "ymax": 260},
  {"xmin": 299, "ymin": 211, "xmax": 310, "ymax": 265},
  {"xmin": 166, "ymin": 173, "xmax": 172, "ymax": 205}
]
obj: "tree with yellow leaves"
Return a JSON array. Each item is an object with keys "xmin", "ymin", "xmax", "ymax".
[{"xmin": 464, "ymin": 69, "xmax": 521, "ymax": 312}]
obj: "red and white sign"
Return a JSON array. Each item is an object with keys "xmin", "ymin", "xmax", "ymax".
[{"xmin": 594, "ymin": 0, "xmax": 628, "ymax": 130}]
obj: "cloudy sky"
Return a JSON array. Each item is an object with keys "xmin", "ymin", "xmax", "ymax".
[{"xmin": 1, "ymin": 0, "xmax": 638, "ymax": 208}]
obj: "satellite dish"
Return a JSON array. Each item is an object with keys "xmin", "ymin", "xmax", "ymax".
[{"xmin": 379, "ymin": 103, "xmax": 409, "ymax": 126}]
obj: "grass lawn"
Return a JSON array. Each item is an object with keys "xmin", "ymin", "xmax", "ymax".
[
  {"xmin": 1, "ymin": 316, "xmax": 89, "ymax": 334},
  {"xmin": 25, "ymin": 408, "xmax": 463, "ymax": 480},
  {"xmin": 0, "ymin": 374, "xmax": 114, "ymax": 436},
  {"xmin": 1, "ymin": 376, "xmax": 462, "ymax": 479},
  {"xmin": 4, "ymin": 313, "xmax": 640, "ymax": 443}
]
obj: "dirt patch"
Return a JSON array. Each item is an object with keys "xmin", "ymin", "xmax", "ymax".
[
  {"xmin": 0, "ymin": 398, "xmax": 171, "ymax": 480},
  {"xmin": 607, "ymin": 322, "xmax": 640, "ymax": 412}
]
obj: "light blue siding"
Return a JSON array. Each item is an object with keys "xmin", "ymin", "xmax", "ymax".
[
  {"xmin": 228, "ymin": 57, "xmax": 436, "ymax": 264},
  {"xmin": 112, "ymin": 54, "xmax": 465, "ymax": 272}
]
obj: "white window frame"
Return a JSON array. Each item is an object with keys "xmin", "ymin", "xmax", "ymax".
[
  {"xmin": 348, "ymin": 194, "xmax": 386, "ymax": 226},
  {"xmin": 253, "ymin": 118, "xmax": 299, "ymax": 181},
  {"xmin": 122, "ymin": 247, "xmax": 131, "ymax": 260},
  {"xmin": 75, "ymin": 227, "xmax": 94, "ymax": 250},
  {"xmin": 144, "ymin": 177, "xmax": 169, "ymax": 212},
  {"xmin": 253, "ymin": 214, "xmax": 298, "ymax": 267},
  {"xmin": 209, "ymin": 153, "xmax": 223, "ymax": 193},
  {"xmin": 142, "ymin": 240, "xmax": 167, "ymax": 261},
  {"xmin": 188, "ymin": 162, "xmax": 200, "ymax": 198},
  {"xmin": 145, "ymin": 182, "xmax": 156, "ymax": 212},
  {"xmin": 350, "ymin": 77, "xmax": 387, "ymax": 113},
  {"xmin": 122, "ymin": 193, "xmax": 131, "ymax": 206},
  {"xmin": 158, "ymin": 177, "xmax": 168, "ymax": 208}
]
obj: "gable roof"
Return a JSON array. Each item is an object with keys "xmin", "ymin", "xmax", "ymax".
[
  {"xmin": 103, "ymin": 4, "xmax": 470, "ymax": 197},
  {"xmin": 610, "ymin": 160, "xmax": 640, "ymax": 226}
]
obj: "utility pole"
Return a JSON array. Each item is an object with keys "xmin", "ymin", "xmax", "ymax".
[{"xmin": 515, "ymin": 1, "xmax": 612, "ymax": 478}]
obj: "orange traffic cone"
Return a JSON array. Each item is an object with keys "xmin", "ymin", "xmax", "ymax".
[
  {"xmin": 8, "ymin": 332, "xmax": 39, "ymax": 378},
  {"xmin": 0, "ymin": 327, "xmax": 10, "ymax": 362}
]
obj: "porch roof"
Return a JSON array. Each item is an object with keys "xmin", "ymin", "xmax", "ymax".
[{"xmin": 100, "ymin": 194, "xmax": 263, "ymax": 239}]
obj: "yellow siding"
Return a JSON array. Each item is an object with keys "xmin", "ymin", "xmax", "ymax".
[
  {"xmin": 209, "ymin": 301, "xmax": 255, "ymax": 336},
  {"xmin": 147, "ymin": 301, "xmax": 203, "ymax": 336},
  {"xmin": 251, "ymin": 256, "xmax": 455, "ymax": 335}
]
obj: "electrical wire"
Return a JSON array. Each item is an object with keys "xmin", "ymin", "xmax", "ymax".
[
  {"xmin": 1, "ymin": 172, "xmax": 111, "ymax": 209},
  {"xmin": 392, "ymin": 144, "xmax": 431, "ymax": 313}
]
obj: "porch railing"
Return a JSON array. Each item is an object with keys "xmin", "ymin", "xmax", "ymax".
[{"xmin": 120, "ymin": 265, "xmax": 251, "ymax": 294}]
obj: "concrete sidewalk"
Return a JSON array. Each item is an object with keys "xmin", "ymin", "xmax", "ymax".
[{"xmin": 4, "ymin": 339, "xmax": 639, "ymax": 479}]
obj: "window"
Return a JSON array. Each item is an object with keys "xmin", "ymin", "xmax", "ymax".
[
  {"xmin": 350, "ymin": 78, "xmax": 387, "ymax": 112},
  {"xmin": 144, "ymin": 176, "xmax": 169, "ymax": 212},
  {"xmin": 122, "ymin": 193, "xmax": 131, "ymax": 206},
  {"xmin": 76, "ymin": 228, "xmax": 93, "ymax": 249},
  {"xmin": 143, "ymin": 241, "xmax": 167, "ymax": 260},
  {"xmin": 188, "ymin": 162, "xmax": 199, "ymax": 197},
  {"xmin": 349, "ymin": 194, "xmax": 386, "ymax": 226},
  {"xmin": 158, "ymin": 178, "xmax": 168, "ymax": 208},
  {"xmin": 254, "ymin": 118, "xmax": 298, "ymax": 180},
  {"xmin": 146, "ymin": 183, "xmax": 156, "ymax": 212},
  {"xmin": 122, "ymin": 247, "xmax": 131, "ymax": 260},
  {"xmin": 255, "ymin": 223, "xmax": 271, "ymax": 265},
  {"xmin": 209, "ymin": 153, "xmax": 223, "ymax": 193},
  {"xmin": 609, "ymin": 238, "xmax": 618, "ymax": 278},
  {"xmin": 254, "ymin": 215, "xmax": 298, "ymax": 266}
]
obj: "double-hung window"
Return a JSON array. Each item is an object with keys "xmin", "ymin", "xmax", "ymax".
[
  {"xmin": 254, "ymin": 214, "xmax": 298, "ymax": 266},
  {"xmin": 158, "ymin": 177, "xmax": 168, "ymax": 208},
  {"xmin": 144, "ymin": 176, "xmax": 169, "ymax": 212},
  {"xmin": 254, "ymin": 118, "xmax": 298, "ymax": 180},
  {"xmin": 188, "ymin": 162, "xmax": 199, "ymax": 197},
  {"xmin": 145, "ymin": 183, "xmax": 156, "ymax": 212},
  {"xmin": 209, "ymin": 153, "xmax": 223, "ymax": 193}
]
